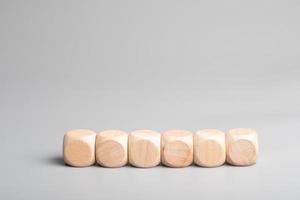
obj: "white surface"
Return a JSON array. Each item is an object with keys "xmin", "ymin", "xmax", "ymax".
[{"xmin": 1, "ymin": 1, "xmax": 300, "ymax": 199}]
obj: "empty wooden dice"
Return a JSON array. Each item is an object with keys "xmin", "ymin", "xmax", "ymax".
[
  {"xmin": 162, "ymin": 130, "xmax": 193, "ymax": 167},
  {"xmin": 96, "ymin": 130, "xmax": 128, "ymax": 167},
  {"xmin": 129, "ymin": 130, "xmax": 161, "ymax": 168},
  {"xmin": 226, "ymin": 128, "xmax": 258, "ymax": 166},
  {"xmin": 63, "ymin": 129, "xmax": 96, "ymax": 167},
  {"xmin": 194, "ymin": 129, "xmax": 226, "ymax": 167}
]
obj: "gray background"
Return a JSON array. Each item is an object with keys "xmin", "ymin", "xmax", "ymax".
[{"xmin": 1, "ymin": 0, "xmax": 300, "ymax": 199}]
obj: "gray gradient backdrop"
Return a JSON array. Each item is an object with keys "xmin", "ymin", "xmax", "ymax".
[{"xmin": 1, "ymin": 0, "xmax": 300, "ymax": 199}]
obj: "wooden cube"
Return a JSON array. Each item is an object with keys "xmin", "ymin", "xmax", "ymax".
[
  {"xmin": 96, "ymin": 130, "xmax": 128, "ymax": 167},
  {"xmin": 226, "ymin": 128, "xmax": 258, "ymax": 166},
  {"xmin": 129, "ymin": 130, "xmax": 161, "ymax": 168},
  {"xmin": 194, "ymin": 129, "xmax": 226, "ymax": 167},
  {"xmin": 161, "ymin": 130, "xmax": 193, "ymax": 167},
  {"xmin": 63, "ymin": 129, "xmax": 96, "ymax": 167}
]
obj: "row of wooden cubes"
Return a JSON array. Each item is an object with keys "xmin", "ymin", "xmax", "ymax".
[{"xmin": 63, "ymin": 129, "xmax": 258, "ymax": 168}]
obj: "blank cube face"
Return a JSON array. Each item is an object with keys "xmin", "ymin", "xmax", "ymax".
[
  {"xmin": 162, "ymin": 130, "xmax": 193, "ymax": 168},
  {"xmin": 129, "ymin": 130, "xmax": 161, "ymax": 168},
  {"xmin": 63, "ymin": 129, "xmax": 96, "ymax": 167},
  {"xmin": 194, "ymin": 129, "xmax": 226, "ymax": 167},
  {"xmin": 96, "ymin": 130, "xmax": 128, "ymax": 167},
  {"xmin": 226, "ymin": 128, "xmax": 258, "ymax": 166}
]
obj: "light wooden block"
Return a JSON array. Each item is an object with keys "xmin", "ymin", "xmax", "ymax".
[
  {"xmin": 129, "ymin": 130, "xmax": 161, "ymax": 168},
  {"xmin": 161, "ymin": 130, "xmax": 193, "ymax": 167},
  {"xmin": 226, "ymin": 128, "xmax": 258, "ymax": 166},
  {"xmin": 96, "ymin": 130, "xmax": 128, "ymax": 167},
  {"xmin": 194, "ymin": 129, "xmax": 226, "ymax": 167},
  {"xmin": 63, "ymin": 129, "xmax": 96, "ymax": 167}
]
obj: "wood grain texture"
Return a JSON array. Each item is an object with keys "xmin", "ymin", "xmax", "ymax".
[
  {"xmin": 194, "ymin": 129, "xmax": 226, "ymax": 167},
  {"xmin": 162, "ymin": 130, "xmax": 193, "ymax": 168},
  {"xmin": 129, "ymin": 130, "xmax": 161, "ymax": 168},
  {"xmin": 96, "ymin": 130, "xmax": 128, "ymax": 168},
  {"xmin": 63, "ymin": 129, "xmax": 96, "ymax": 167},
  {"xmin": 226, "ymin": 128, "xmax": 258, "ymax": 166}
]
